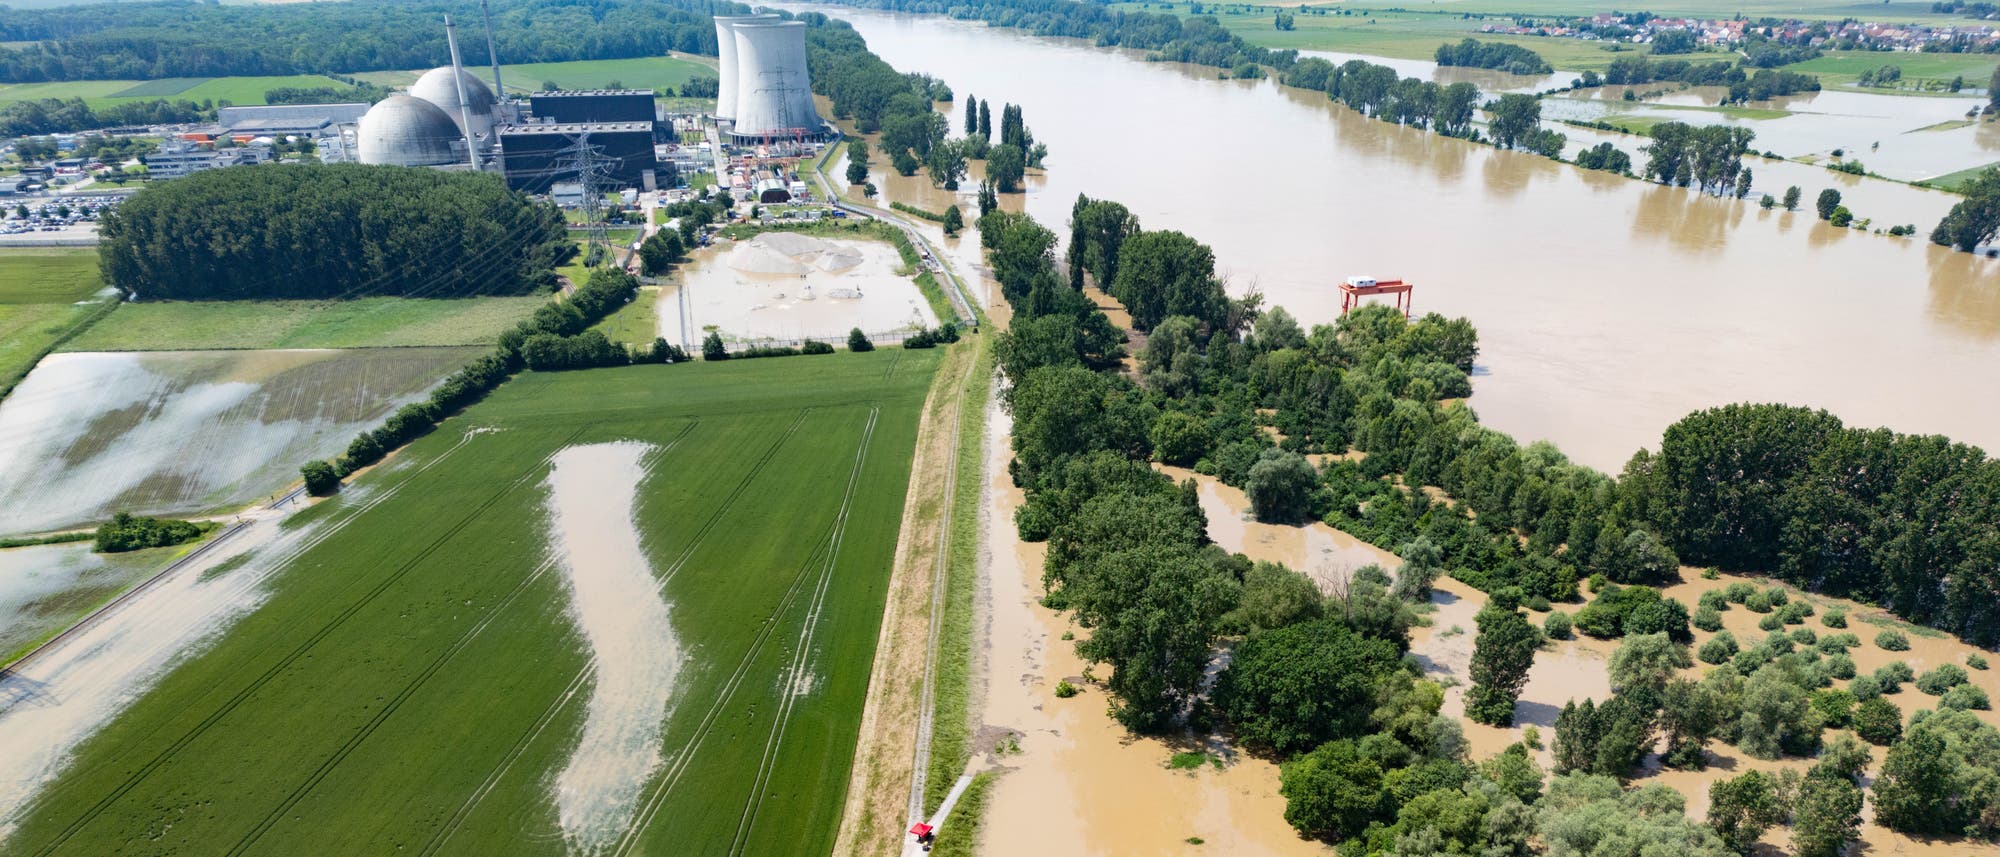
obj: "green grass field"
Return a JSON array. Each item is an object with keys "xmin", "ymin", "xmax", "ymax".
[
  {"xmin": 60, "ymin": 296, "xmax": 549, "ymax": 352},
  {"xmin": 592, "ymin": 285, "xmax": 660, "ymax": 347},
  {"xmin": 0, "ymin": 74, "xmax": 360, "ymax": 109},
  {"xmin": 1783, "ymin": 49, "xmax": 1999, "ymax": 89},
  {"xmin": 1920, "ymin": 160, "xmax": 2000, "ymax": 189},
  {"xmin": 2, "ymin": 349, "xmax": 940, "ymax": 856},
  {"xmin": 0, "ymin": 248, "xmax": 110, "ymax": 398},
  {"xmin": 353, "ymin": 55, "xmax": 716, "ymax": 95}
]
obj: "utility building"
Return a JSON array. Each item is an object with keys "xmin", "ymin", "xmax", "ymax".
[
  {"xmin": 528, "ymin": 90, "xmax": 657, "ymax": 125},
  {"xmin": 498, "ymin": 122, "xmax": 657, "ymax": 193}
]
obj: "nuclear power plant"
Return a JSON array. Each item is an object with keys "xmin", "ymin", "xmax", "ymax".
[{"xmin": 715, "ymin": 16, "xmax": 829, "ymax": 143}]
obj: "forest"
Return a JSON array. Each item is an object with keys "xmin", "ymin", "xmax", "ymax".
[
  {"xmin": 0, "ymin": 96, "xmax": 209, "ymax": 138},
  {"xmin": 1434, "ymin": 39, "xmax": 1552, "ymax": 76},
  {"xmin": 820, "ymin": 0, "xmax": 1298, "ymax": 74},
  {"xmin": 97, "ymin": 164, "xmax": 572, "ymax": 300},
  {"xmin": 0, "ymin": 0, "xmax": 731, "ymax": 82},
  {"xmin": 982, "ymin": 194, "xmax": 2000, "ymax": 853}
]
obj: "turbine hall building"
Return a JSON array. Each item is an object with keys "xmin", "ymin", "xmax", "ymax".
[
  {"xmin": 497, "ymin": 122, "xmax": 658, "ymax": 193},
  {"xmin": 527, "ymin": 90, "xmax": 658, "ymax": 125}
]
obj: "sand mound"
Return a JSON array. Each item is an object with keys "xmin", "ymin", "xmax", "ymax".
[{"xmin": 729, "ymin": 233, "xmax": 865, "ymax": 276}]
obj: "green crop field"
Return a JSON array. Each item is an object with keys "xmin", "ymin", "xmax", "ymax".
[
  {"xmin": 0, "ymin": 248, "xmax": 109, "ymax": 397},
  {"xmin": 1783, "ymin": 49, "xmax": 1999, "ymax": 88},
  {"xmin": 592, "ymin": 285, "xmax": 661, "ymax": 348},
  {"xmin": 0, "ymin": 74, "xmax": 360, "ymax": 109},
  {"xmin": 2, "ymin": 348, "xmax": 940, "ymax": 856},
  {"xmin": 61, "ymin": 296, "xmax": 550, "ymax": 351},
  {"xmin": 354, "ymin": 55, "xmax": 716, "ymax": 95}
]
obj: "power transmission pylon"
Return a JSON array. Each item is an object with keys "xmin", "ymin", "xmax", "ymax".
[{"xmin": 560, "ymin": 130, "xmax": 614, "ymax": 267}]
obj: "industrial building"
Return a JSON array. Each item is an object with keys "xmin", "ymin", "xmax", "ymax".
[
  {"xmin": 410, "ymin": 65, "xmax": 500, "ymax": 150},
  {"xmin": 714, "ymin": 16, "xmax": 828, "ymax": 143},
  {"xmin": 356, "ymin": 94, "xmax": 470, "ymax": 168},
  {"xmin": 498, "ymin": 122, "xmax": 657, "ymax": 193},
  {"xmin": 528, "ymin": 90, "xmax": 656, "ymax": 125},
  {"xmin": 218, "ymin": 103, "xmax": 369, "ymax": 137}
]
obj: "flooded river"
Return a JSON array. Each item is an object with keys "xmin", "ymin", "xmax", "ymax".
[{"xmin": 795, "ymin": 6, "xmax": 2000, "ymax": 470}]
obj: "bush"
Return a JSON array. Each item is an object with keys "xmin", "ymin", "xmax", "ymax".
[
  {"xmin": 1826, "ymin": 654, "xmax": 1856, "ymax": 680},
  {"xmin": 703, "ymin": 331, "xmax": 728, "ymax": 361},
  {"xmin": 1852, "ymin": 697, "xmax": 1902, "ymax": 745},
  {"xmin": 1817, "ymin": 633, "xmax": 1858, "ymax": 654},
  {"xmin": 1694, "ymin": 604, "xmax": 1724, "ymax": 632},
  {"xmin": 1244, "ymin": 448, "xmax": 1317, "ymax": 524},
  {"xmin": 848, "ymin": 327, "xmax": 875, "ymax": 352},
  {"xmin": 1915, "ymin": 664, "xmax": 1968, "ymax": 696},
  {"xmin": 1746, "ymin": 591, "xmax": 1773, "ymax": 613},
  {"xmin": 1822, "ymin": 608, "xmax": 1846, "ymax": 628},
  {"xmin": 93, "ymin": 512, "xmax": 206, "ymax": 553},
  {"xmin": 1848, "ymin": 674, "xmax": 1882, "ymax": 701},
  {"xmin": 1941, "ymin": 684, "xmax": 1990, "ymax": 711},
  {"xmin": 1054, "ymin": 680, "xmax": 1079, "ymax": 698},
  {"xmin": 1723, "ymin": 581, "xmax": 1756, "ymax": 603},
  {"xmin": 1758, "ymin": 613, "xmax": 1783, "ymax": 632},
  {"xmin": 1698, "ymin": 589, "xmax": 1729, "ymax": 612},
  {"xmin": 1778, "ymin": 602, "xmax": 1812, "ymax": 625},
  {"xmin": 1811, "ymin": 688, "xmax": 1856, "ymax": 728},
  {"xmin": 1543, "ymin": 611, "xmax": 1572, "ymax": 640},
  {"xmin": 1876, "ymin": 630, "xmax": 1911, "ymax": 651},
  {"xmin": 1874, "ymin": 661, "xmax": 1914, "ymax": 693},
  {"xmin": 1791, "ymin": 628, "xmax": 1817, "ymax": 646},
  {"xmin": 1699, "ymin": 632, "xmax": 1739, "ymax": 665},
  {"xmin": 301, "ymin": 460, "xmax": 340, "ymax": 496},
  {"xmin": 1969, "ymin": 654, "xmax": 1989, "ymax": 671}
]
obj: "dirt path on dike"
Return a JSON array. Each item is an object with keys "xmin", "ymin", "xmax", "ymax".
[{"xmin": 831, "ymin": 338, "xmax": 979, "ymax": 857}]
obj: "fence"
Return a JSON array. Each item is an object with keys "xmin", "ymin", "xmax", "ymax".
[{"xmin": 717, "ymin": 327, "xmax": 930, "ymax": 352}]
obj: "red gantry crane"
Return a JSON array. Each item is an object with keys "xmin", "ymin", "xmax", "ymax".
[{"xmin": 1338, "ymin": 275, "xmax": 1413, "ymax": 318}]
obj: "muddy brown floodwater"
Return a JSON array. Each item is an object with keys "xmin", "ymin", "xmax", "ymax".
[{"xmin": 784, "ymin": 4, "xmax": 2000, "ymax": 472}]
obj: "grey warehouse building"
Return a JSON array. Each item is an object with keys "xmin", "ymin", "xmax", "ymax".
[
  {"xmin": 498, "ymin": 122, "xmax": 657, "ymax": 193},
  {"xmin": 527, "ymin": 90, "xmax": 656, "ymax": 125}
]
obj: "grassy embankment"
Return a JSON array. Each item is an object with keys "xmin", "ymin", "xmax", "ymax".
[
  {"xmin": 591, "ymin": 286, "xmax": 661, "ymax": 348},
  {"xmin": 924, "ymin": 336, "xmax": 993, "ymax": 814},
  {"xmin": 3, "ymin": 349, "xmax": 941, "ymax": 856},
  {"xmin": 60, "ymin": 296, "xmax": 546, "ymax": 351},
  {"xmin": 0, "ymin": 248, "xmax": 114, "ymax": 399}
]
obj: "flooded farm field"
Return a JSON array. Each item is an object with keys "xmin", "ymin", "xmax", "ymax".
[
  {"xmin": 659, "ymin": 232, "xmax": 939, "ymax": 346},
  {"xmin": 0, "ymin": 541, "xmax": 181, "ymax": 665},
  {"xmin": 0, "ymin": 347, "xmax": 481, "ymax": 534}
]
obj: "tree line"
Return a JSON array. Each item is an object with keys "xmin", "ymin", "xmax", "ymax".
[
  {"xmin": 1931, "ymin": 166, "xmax": 2000, "ymax": 253},
  {"xmin": 98, "ymin": 163, "xmax": 572, "ymax": 301},
  {"xmin": 0, "ymin": 96, "xmax": 210, "ymax": 138},
  {"xmin": 301, "ymin": 267, "xmax": 672, "ymax": 496},
  {"xmin": 1579, "ymin": 57, "xmax": 1820, "ymax": 104},
  {"xmin": 0, "ymin": 0, "xmax": 730, "ymax": 82},
  {"xmin": 980, "ymin": 195, "xmax": 2000, "ymax": 853},
  {"xmin": 1434, "ymin": 38, "xmax": 1552, "ymax": 76},
  {"xmin": 817, "ymin": 0, "xmax": 1298, "ymax": 74}
]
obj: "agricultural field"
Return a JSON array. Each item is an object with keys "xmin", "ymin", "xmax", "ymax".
[
  {"xmin": 0, "ymin": 347, "xmax": 483, "ymax": 534},
  {"xmin": 0, "ymin": 348, "xmax": 940, "ymax": 856},
  {"xmin": 1784, "ymin": 49, "xmax": 2000, "ymax": 89},
  {"xmin": 61, "ymin": 296, "xmax": 549, "ymax": 352},
  {"xmin": 352, "ymin": 55, "xmax": 716, "ymax": 95},
  {"xmin": 0, "ymin": 248, "xmax": 111, "ymax": 399},
  {"xmin": 591, "ymin": 285, "xmax": 661, "ymax": 348},
  {"xmin": 0, "ymin": 74, "xmax": 361, "ymax": 109},
  {"xmin": 0, "ymin": 540, "xmax": 190, "ymax": 666}
]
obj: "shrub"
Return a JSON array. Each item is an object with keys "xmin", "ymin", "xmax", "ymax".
[
  {"xmin": 1724, "ymin": 581, "xmax": 1756, "ymax": 603},
  {"xmin": 1699, "ymin": 632, "xmax": 1739, "ymax": 665},
  {"xmin": 1698, "ymin": 590, "xmax": 1729, "ymax": 612},
  {"xmin": 1969, "ymin": 654, "xmax": 1989, "ymax": 671},
  {"xmin": 1054, "ymin": 680, "xmax": 1079, "ymax": 698},
  {"xmin": 301, "ymin": 460, "xmax": 340, "ymax": 496},
  {"xmin": 1811, "ymin": 689, "xmax": 1856, "ymax": 728},
  {"xmin": 1876, "ymin": 630, "xmax": 1911, "ymax": 651},
  {"xmin": 1746, "ymin": 591, "xmax": 1773, "ymax": 613},
  {"xmin": 1543, "ymin": 611, "xmax": 1573, "ymax": 640},
  {"xmin": 1848, "ymin": 674, "xmax": 1882, "ymax": 701},
  {"xmin": 1826, "ymin": 654, "xmax": 1856, "ymax": 680},
  {"xmin": 848, "ymin": 327, "xmax": 875, "ymax": 352},
  {"xmin": 703, "ymin": 331, "xmax": 728, "ymax": 361},
  {"xmin": 1941, "ymin": 684, "xmax": 1990, "ymax": 711},
  {"xmin": 801, "ymin": 340, "xmax": 834, "ymax": 355},
  {"xmin": 1758, "ymin": 613, "xmax": 1783, "ymax": 632},
  {"xmin": 93, "ymin": 512, "xmax": 206, "ymax": 553},
  {"xmin": 1778, "ymin": 602, "xmax": 1813, "ymax": 625},
  {"xmin": 1817, "ymin": 633, "xmax": 1858, "ymax": 654},
  {"xmin": 1822, "ymin": 608, "xmax": 1847, "ymax": 628},
  {"xmin": 1791, "ymin": 628, "xmax": 1817, "ymax": 646},
  {"xmin": 1694, "ymin": 604, "xmax": 1723, "ymax": 632},
  {"xmin": 1915, "ymin": 664, "xmax": 1968, "ymax": 696},
  {"xmin": 1874, "ymin": 661, "xmax": 1914, "ymax": 693},
  {"xmin": 1765, "ymin": 587, "xmax": 1789, "ymax": 607},
  {"xmin": 1852, "ymin": 697, "xmax": 1902, "ymax": 745}
]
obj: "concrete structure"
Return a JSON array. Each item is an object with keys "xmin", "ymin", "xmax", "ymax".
[
  {"xmin": 218, "ymin": 103, "xmax": 369, "ymax": 135},
  {"xmin": 498, "ymin": 122, "xmax": 657, "ymax": 193},
  {"xmin": 355, "ymin": 95, "xmax": 466, "ymax": 167},
  {"xmin": 729, "ymin": 20, "xmax": 824, "ymax": 142},
  {"xmin": 145, "ymin": 140, "xmax": 273, "ymax": 180},
  {"xmin": 714, "ymin": 13, "xmax": 780, "ymax": 121},
  {"xmin": 528, "ymin": 90, "xmax": 656, "ymax": 125},
  {"xmin": 410, "ymin": 65, "xmax": 499, "ymax": 150}
]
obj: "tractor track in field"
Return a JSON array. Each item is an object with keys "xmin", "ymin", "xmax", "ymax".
[
  {"xmin": 727, "ymin": 406, "xmax": 881, "ymax": 856},
  {"xmin": 657, "ymin": 409, "xmax": 811, "ymax": 587},
  {"xmin": 417, "ymin": 420, "xmax": 703, "ymax": 857},
  {"xmin": 24, "ymin": 426, "xmax": 584, "ymax": 857},
  {"xmin": 612, "ymin": 404, "xmax": 883, "ymax": 857}
]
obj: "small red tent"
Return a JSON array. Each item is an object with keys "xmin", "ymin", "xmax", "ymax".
[{"xmin": 909, "ymin": 823, "xmax": 933, "ymax": 837}]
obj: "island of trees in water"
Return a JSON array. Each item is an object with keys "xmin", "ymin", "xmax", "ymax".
[{"xmin": 979, "ymin": 191, "xmax": 2000, "ymax": 853}]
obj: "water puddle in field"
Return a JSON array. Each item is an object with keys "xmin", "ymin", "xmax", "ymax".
[
  {"xmin": 543, "ymin": 442, "xmax": 683, "ymax": 856},
  {"xmin": 658, "ymin": 234, "xmax": 937, "ymax": 349}
]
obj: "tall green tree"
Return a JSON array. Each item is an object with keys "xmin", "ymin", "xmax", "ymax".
[
  {"xmin": 1466, "ymin": 603, "xmax": 1539, "ymax": 725},
  {"xmin": 1706, "ymin": 771, "xmax": 1784, "ymax": 854},
  {"xmin": 1213, "ymin": 618, "xmax": 1402, "ymax": 754},
  {"xmin": 1930, "ymin": 166, "xmax": 2000, "ymax": 253}
]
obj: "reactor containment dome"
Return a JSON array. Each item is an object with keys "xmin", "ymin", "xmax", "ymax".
[
  {"xmin": 411, "ymin": 65, "xmax": 499, "ymax": 147},
  {"xmin": 356, "ymin": 94, "xmax": 466, "ymax": 167},
  {"xmin": 729, "ymin": 20, "xmax": 823, "ymax": 141},
  {"xmin": 713, "ymin": 13, "xmax": 779, "ymax": 122}
]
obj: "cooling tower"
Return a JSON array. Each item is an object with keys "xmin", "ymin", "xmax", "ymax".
[
  {"xmin": 713, "ymin": 13, "xmax": 779, "ymax": 121},
  {"xmin": 731, "ymin": 20, "xmax": 821, "ymax": 140},
  {"xmin": 356, "ymin": 95, "xmax": 465, "ymax": 167},
  {"xmin": 411, "ymin": 65, "xmax": 498, "ymax": 147}
]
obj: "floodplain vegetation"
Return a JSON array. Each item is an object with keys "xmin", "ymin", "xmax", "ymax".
[
  {"xmin": 3, "ymin": 348, "xmax": 940, "ymax": 856},
  {"xmin": 979, "ymin": 194, "xmax": 2000, "ymax": 855}
]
